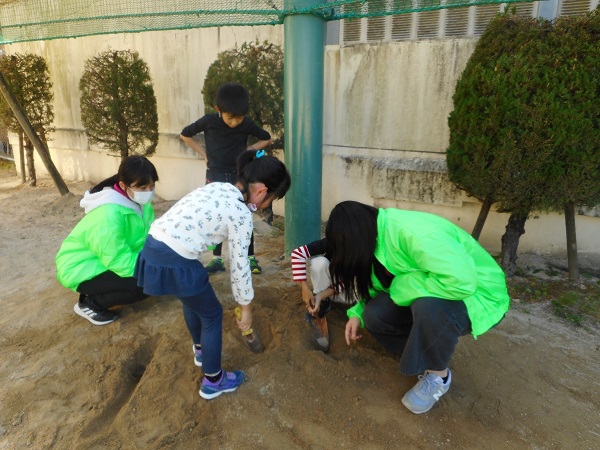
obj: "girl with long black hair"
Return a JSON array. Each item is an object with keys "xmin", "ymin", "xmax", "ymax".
[{"xmin": 326, "ymin": 201, "xmax": 509, "ymax": 414}]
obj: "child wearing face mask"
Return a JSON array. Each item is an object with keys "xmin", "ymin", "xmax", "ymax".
[
  {"xmin": 55, "ymin": 155, "xmax": 159, "ymax": 326},
  {"xmin": 134, "ymin": 150, "xmax": 290, "ymax": 400}
]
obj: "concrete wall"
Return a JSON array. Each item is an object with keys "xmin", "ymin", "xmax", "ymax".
[
  {"xmin": 319, "ymin": 39, "xmax": 599, "ymax": 266},
  {"xmin": 6, "ymin": 27, "xmax": 600, "ymax": 267},
  {"xmin": 9, "ymin": 26, "xmax": 283, "ymax": 201}
]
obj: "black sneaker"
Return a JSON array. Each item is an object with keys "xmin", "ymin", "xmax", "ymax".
[
  {"xmin": 248, "ymin": 256, "xmax": 262, "ymax": 274},
  {"xmin": 317, "ymin": 297, "xmax": 333, "ymax": 318},
  {"xmin": 74, "ymin": 301, "xmax": 118, "ymax": 326},
  {"xmin": 205, "ymin": 257, "xmax": 225, "ymax": 274}
]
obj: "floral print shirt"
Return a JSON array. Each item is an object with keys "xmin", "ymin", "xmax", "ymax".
[{"xmin": 150, "ymin": 182, "xmax": 254, "ymax": 304}]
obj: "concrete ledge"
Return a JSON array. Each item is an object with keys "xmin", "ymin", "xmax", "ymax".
[{"xmin": 371, "ymin": 156, "xmax": 464, "ymax": 207}]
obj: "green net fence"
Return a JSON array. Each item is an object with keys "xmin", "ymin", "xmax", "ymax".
[{"xmin": 0, "ymin": 0, "xmax": 533, "ymax": 44}]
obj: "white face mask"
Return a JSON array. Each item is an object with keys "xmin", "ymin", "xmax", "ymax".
[
  {"xmin": 128, "ymin": 189, "xmax": 155, "ymax": 205},
  {"xmin": 247, "ymin": 203, "xmax": 258, "ymax": 212}
]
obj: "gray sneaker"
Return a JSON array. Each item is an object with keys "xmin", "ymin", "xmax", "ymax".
[{"xmin": 401, "ymin": 370, "xmax": 451, "ymax": 414}]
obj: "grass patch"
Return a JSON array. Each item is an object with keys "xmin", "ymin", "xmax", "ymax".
[
  {"xmin": 0, "ymin": 159, "xmax": 15, "ymax": 170},
  {"xmin": 508, "ymin": 275, "xmax": 600, "ymax": 327}
]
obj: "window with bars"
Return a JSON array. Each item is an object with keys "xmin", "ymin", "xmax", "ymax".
[
  {"xmin": 445, "ymin": 7, "xmax": 469, "ymax": 37},
  {"xmin": 341, "ymin": 0, "xmax": 595, "ymax": 44},
  {"xmin": 418, "ymin": 10, "xmax": 440, "ymax": 38},
  {"xmin": 474, "ymin": 4, "xmax": 501, "ymax": 35},
  {"xmin": 367, "ymin": 0, "xmax": 388, "ymax": 40},
  {"xmin": 342, "ymin": 2, "xmax": 363, "ymax": 43},
  {"xmin": 559, "ymin": 0, "xmax": 592, "ymax": 16}
]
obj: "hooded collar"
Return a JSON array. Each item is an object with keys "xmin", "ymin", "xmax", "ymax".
[{"xmin": 80, "ymin": 187, "xmax": 143, "ymax": 218}]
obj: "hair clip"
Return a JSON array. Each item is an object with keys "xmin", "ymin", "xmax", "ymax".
[{"xmin": 256, "ymin": 150, "xmax": 265, "ymax": 158}]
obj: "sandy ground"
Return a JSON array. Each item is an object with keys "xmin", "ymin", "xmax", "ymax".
[{"xmin": 1, "ymin": 167, "xmax": 599, "ymax": 450}]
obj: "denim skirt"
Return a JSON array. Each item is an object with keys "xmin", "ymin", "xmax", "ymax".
[{"xmin": 135, "ymin": 235, "xmax": 210, "ymax": 297}]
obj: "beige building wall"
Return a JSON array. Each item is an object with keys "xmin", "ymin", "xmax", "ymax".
[
  {"xmin": 7, "ymin": 27, "xmax": 600, "ymax": 267},
  {"xmin": 9, "ymin": 26, "xmax": 284, "ymax": 201}
]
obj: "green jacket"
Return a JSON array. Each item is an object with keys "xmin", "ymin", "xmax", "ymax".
[
  {"xmin": 56, "ymin": 188, "xmax": 154, "ymax": 291},
  {"xmin": 347, "ymin": 208, "xmax": 509, "ymax": 338}
]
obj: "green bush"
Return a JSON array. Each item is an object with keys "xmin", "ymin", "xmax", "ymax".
[
  {"xmin": 202, "ymin": 40, "xmax": 284, "ymax": 149},
  {"xmin": 0, "ymin": 53, "xmax": 54, "ymax": 186},
  {"xmin": 79, "ymin": 50, "xmax": 158, "ymax": 161},
  {"xmin": 447, "ymin": 10, "xmax": 600, "ymax": 276}
]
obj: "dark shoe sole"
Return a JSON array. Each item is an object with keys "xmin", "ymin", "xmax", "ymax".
[
  {"xmin": 317, "ymin": 298, "xmax": 333, "ymax": 318},
  {"xmin": 206, "ymin": 267, "xmax": 226, "ymax": 275}
]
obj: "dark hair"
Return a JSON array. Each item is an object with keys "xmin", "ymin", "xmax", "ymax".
[
  {"xmin": 325, "ymin": 201, "xmax": 379, "ymax": 302},
  {"xmin": 237, "ymin": 150, "xmax": 291, "ymax": 201},
  {"xmin": 90, "ymin": 155, "xmax": 159, "ymax": 194},
  {"xmin": 216, "ymin": 82, "xmax": 249, "ymax": 116}
]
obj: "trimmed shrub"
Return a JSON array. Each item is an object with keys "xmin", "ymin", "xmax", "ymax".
[
  {"xmin": 79, "ymin": 50, "xmax": 158, "ymax": 161},
  {"xmin": 0, "ymin": 53, "xmax": 54, "ymax": 186},
  {"xmin": 202, "ymin": 40, "xmax": 284, "ymax": 149}
]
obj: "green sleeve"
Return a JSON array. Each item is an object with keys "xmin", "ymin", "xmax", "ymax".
[
  {"xmin": 346, "ymin": 300, "xmax": 366, "ymax": 327},
  {"xmin": 86, "ymin": 209, "xmax": 138, "ymax": 277},
  {"xmin": 389, "ymin": 233, "xmax": 478, "ymax": 304}
]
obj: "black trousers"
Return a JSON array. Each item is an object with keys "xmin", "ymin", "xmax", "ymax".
[
  {"xmin": 362, "ymin": 293, "xmax": 472, "ymax": 376},
  {"xmin": 205, "ymin": 169, "xmax": 255, "ymax": 257},
  {"xmin": 77, "ymin": 271, "xmax": 148, "ymax": 310}
]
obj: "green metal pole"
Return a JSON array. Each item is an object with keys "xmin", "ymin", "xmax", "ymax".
[{"xmin": 283, "ymin": 0, "xmax": 325, "ymax": 254}]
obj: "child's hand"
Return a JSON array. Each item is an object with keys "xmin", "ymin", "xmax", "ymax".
[
  {"xmin": 308, "ymin": 293, "xmax": 324, "ymax": 316},
  {"xmin": 345, "ymin": 317, "xmax": 362, "ymax": 345},
  {"xmin": 236, "ymin": 304, "xmax": 253, "ymax": 333},
  {"xmin": 300, "ymin": 282, "xmax": 315, "ymax": 313}
]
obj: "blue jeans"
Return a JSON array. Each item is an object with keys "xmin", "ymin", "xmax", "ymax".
[
  {"xmin": 180, "ymin": 284, "xmax": 223, "ymax": 375},
  {"xmin": 362, "ymin": 293, "xmax": 472, "ymax": 375}
]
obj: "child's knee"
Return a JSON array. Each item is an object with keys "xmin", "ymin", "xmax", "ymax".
[{"xmin": 309, "ymin": 256, "xmax": 330, "ymax": 275}]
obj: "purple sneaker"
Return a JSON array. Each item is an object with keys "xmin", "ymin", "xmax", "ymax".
[
  {"xmin": 192, "ymin": 344, "xmax": 202, "ymax": 367},
  {"xmin": 199, "ymin": 370, "xmax": 246, "ymax": 400}
]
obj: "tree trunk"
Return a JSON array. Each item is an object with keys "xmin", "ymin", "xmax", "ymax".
[
  {"xmin": 19, "ymin": 132, "xmax": 25, "ymax": 184},
  {"xmin": 564, "ymin": 202, "xmax": 579, "ymax": 280},
  {"xmin": 472, "ymin": 198, "xmax": 493, "ymax": 241},
  {"xmin": 263, "ymin": 204, "xmax": 274, "ymax": 225},
  {"xmin": 25, "ymin": 138, "xmax": 36, "ymax": 186},
  {"xmin": 119, "ymin": 118, "xmax": 129, "ymax": 162},
  {"xmin": 0, "ymin": 71, "xmax": 69, "ymax": 195},
  {"xmin": 500, "ymin": 211, "xmax": 528, "ymax": 277}
]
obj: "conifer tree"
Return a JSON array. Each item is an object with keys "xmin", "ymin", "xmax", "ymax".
[
  {"xmin": 0, "ymin": 53, "xmax": 54, "ymax": 186},
  {"xmin": 202, "ymin": 40, "xmax": 284, "ymax": 149},
  {"xmin": 79, "ymin": 50, "xmax": 158, "ymax": 162},
  {"xmin": 447, "ymin": 10, "xmax": 600, "ymax": 277}
]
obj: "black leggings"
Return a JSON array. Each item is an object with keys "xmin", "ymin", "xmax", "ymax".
[
  {"xmin": 362, "ymin": 294, "xmax": 472, "ymax": 376},
  {"xmin": 77, "ymin": 271, "xmax": 148, "ymax": 310}
]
